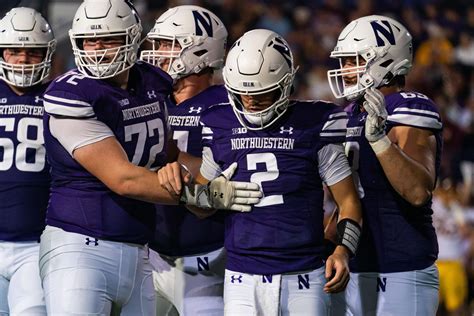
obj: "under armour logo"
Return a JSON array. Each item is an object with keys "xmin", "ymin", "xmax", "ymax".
[
  {"xmin": 230, "ymin": 275, "xmax": 243, "ymax": 283},
  {"xmin": 85, "ymin": 238, "xmax": 99, "ymax": 246},
  {"xmin": 214, "ymin": 191, "xmax": 224, "ymax": 199},
  {"xmin": 35, "ymin": 96, "xmax": 42, "ymax": 103},
  {"xmin": 189, "ymin": 106, "xmax": 202, "ymax": 114},
  {"xmin": 147, "ymin": 90, "xmax": 157, "ymax": 99},
  {"xmin": 280, "ymin": 126, "xmax": 294, "ymax": 134}
]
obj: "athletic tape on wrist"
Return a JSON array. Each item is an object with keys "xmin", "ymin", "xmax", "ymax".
[
  {"xmin": 336, "ymin": 218, "xmax": 361, "ymax": 257},
  {"xmin": 370, "ymin": 135, "xmax": 391, "ymax": 154}
]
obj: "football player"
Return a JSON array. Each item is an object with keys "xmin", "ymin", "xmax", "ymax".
[
  {"xmin": 39, "ymin": 0, "xmax": 260, "ymax": 315},
  {"xmin": 158, "ymin": 29, "xmax": 363, "ymax": 315},
  {"xmin": 140, "ymin": 5, "xmax": 228, "ymax": 315},
  {"xmin": 0, "ymin": 7, "xmax": 55, "ymax": 315},
  {"xmin": 327, "ymin": 15, "xmax": 441, "ymax": 316}
]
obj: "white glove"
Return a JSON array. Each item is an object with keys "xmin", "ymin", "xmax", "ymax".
[
  {"xmin": 180, "ymin": 162, "xmax": 262, "ymax": 212},
  {"xmin": 363, "ymin": 87, "xmax": 388, "ymax": 143},
  {"xmin": 363, "ymin": 88, "xmax": 391, "ymax": 154}
]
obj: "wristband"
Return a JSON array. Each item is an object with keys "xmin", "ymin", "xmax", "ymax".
[{"xmin": 336, "ymin": 218, "xmax": 362, "ymax": 257}]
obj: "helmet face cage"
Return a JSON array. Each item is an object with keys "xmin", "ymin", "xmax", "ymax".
[
  {"xmin": 223, "ymin": 29, "xmax": 297, "ymax": 130},
  {"xmin": 69, "ymin": 0, "xmax": 142, "ymax": 79},
  {"xmin": 0, "ymin": 8, "xmax": 56, "ymax": 87},
  {"xmin": 327, "ymin": 49, "xmax": 377, "ymax": 101},
  {"xmin": 70, "ymin": 25, "xmax": 141, "ymax": 79},
  {"xmin": 140, "ymin": 34, "xmax": 192, "ymax": 77},
  {"xmin": 327, "ymin": 15, "xmax": 413, "ymax": 101},
  {"xmin": 140, "ymin": 5, "xmax": 227, "ymax": 81}
]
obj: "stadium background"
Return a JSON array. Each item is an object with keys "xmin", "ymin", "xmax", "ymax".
[{"xmin": 1, "ymin": 0, "xmax": 473, "ymax": 314}]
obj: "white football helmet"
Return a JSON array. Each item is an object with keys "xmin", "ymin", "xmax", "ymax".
[
  {"xmin": 69, "ymin": 0, "xmax": 142, "ymax": 79},
  {"xmin": 327, "ymin": 15, "xmax": 413, "ymax": 100},
  {"xmin": 140, "ymin": 5, "xmax": 227, "ymax": 81},
  {"xmin": 0, "ymin": 7, "xmax": 56, "ymax": 87},
  {"xmin": 223, "ymin": 29, "xmax": 297, "ymax": 130}
]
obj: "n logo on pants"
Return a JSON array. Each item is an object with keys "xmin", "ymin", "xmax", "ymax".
[
  {"xmin": 197, "ymin": 256, "xmax": 210, "ymax": 271},
  {"xmin": 298, "ymin": 274, "xmax": 310, "ymax": 290},
  {"xmin": 377, "ymin": 277, "xmax": 387, "ymax": 292}
]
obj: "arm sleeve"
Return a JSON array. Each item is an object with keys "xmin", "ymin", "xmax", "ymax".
[
  {"xmin": 200, "ymin": 146, "xmax": 222, "ymax": 181},
  {"xmin": 49, "ymin": 116, "xmax": 114, "ymax": 157},
  {"xmin": 317, "ymin": 143, "xmax": 352, "ymax": 186}
]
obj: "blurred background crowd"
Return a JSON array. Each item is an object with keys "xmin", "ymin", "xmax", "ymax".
[{"xmin": 1, "ymin": 0, "xmax": 473, "ymax": 314}]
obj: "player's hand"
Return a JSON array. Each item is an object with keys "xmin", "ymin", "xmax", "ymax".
[
  {"xmin": 363, "ymin": 87, "xmax": 388, "ymax": 143},
  {"xmin": 324, "ymin": 246, "xmax": 350, "ymax": 293},
  {"xmin": 208, "ymin": 162, "xmax": 262, "ymax": 212},
  {"xmin": 157, "ymin": 162, "xmax": 192, "ymax": 196},
  {"xmin": 180, "ymin": 162, "xmax": 262, "ymax": 212}
]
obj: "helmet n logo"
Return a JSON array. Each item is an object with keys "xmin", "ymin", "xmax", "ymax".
[
  {"xmin": 271, "ymin": 37, "xmax": 292, "ymax": 68},
  {"xmin": 370, "ymin": 20, "xmax": 396, "ymax": 47},
  {"xmin": 192, "ymin": 10, "xmax": 213, "ymax": 37}
]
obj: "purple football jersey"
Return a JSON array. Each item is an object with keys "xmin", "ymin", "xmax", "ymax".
[
  {"xmin": 152, "ymin": 85, "xmax": 228, "ymax": 256},
  {"xmin": 0, "ymin": 80, "xmax": 50, "ymax": 241},
  {"xmin": 43, "ymin": 62, "xmax": 172, "ymax": 244},
  {"xmin": 345, "ymin": 91, "xmax": 441, "ymax": 273},
  {"xmin": 200, "ymin": 100, "xmax": 348, "ymax": 274}
]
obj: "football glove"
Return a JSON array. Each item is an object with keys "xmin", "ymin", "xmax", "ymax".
[
  {"xmin": 363, "ymin": 87, "xmax": 391, "ymax": 154},
  {"xmin": 180, "ymin": 162, "xmax": 262, "ymax": 212},
  {"xmin": 364, "ymin": 87, "xmax": 388, "ymax": 143}
]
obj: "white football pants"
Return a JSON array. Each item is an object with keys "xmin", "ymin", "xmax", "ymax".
[
  {"xmin": 224, "ymin": 266, "xmax": 331, "ymax": 316},
  {"xmin": 39, "ymin": 226, "xmax": 155, "ymax": 316},
  {"xmin": 331, "ymin": 264, "xmax": 439, "ymax": 316},
  {"xmin": 0, "ymin": 240, "xmax": 46, "ymax": 315},
  {"xmin": 150, "ymin": 247, "xmax": 225, "ymax": 316}
]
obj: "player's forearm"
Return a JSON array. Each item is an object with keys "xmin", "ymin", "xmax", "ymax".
[
  {"xmin": 329, "ymin": 176, "xmax": 362, "ymax": 226},
  {"xmin": 177, "ymin": 151, "xmax": 202, "ymax": 178},
  {"xmin": 375, "ymin": 143, "xmax": 434, "ymax": 206},
  {"xmin": 337, "ymin": 195, "xmax": 362, "ymax": 226},
  {"xmin": 115, "ymin": 166, "xmax": 179, "ymax": 204}
]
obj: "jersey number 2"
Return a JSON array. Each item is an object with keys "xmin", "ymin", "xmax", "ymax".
[{"xmin": 247, "ymin": 153, "xmax": 283, "ymax": 207}]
